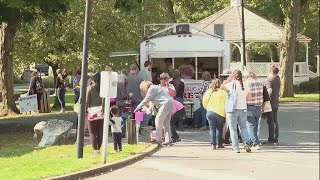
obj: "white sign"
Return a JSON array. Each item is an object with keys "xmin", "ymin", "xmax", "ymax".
[
  {"xmin": 184, "ymin": 83, "xmax": 202, "ymax": 99},
  {"xmin": 100, "ymin": 71, "xmax": 118, "ymax": 98},
  {"xmin": 18, "ymin": 94, "xmax": 38, "ymax": 113}
]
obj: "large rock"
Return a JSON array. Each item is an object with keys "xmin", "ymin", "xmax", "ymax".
[
  {"xmin": 38, "ymin": 119, "xmax": 73, "ymax": 147},
  {"xmin": 34, "ymin": 121, "xmax": 47, "ymax": 142}
]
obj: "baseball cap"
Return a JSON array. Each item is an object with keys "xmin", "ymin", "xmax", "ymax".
[{"xmin": 220, "ymin": 69, "xmax": 232, "ymax": 76}]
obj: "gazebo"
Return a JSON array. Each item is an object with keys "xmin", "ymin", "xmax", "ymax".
[{"xmin": 195, "ymin": 0, "xmax": 313, "ymax": 83}]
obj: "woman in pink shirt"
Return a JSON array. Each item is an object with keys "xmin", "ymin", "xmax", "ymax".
[{"xmin": 171, "ymin": 99, "xmax": 186, "ymax": 142}]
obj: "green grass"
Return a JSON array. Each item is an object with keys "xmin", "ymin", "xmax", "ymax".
[
  {"xmin": 280, "ymin": 93, "xmax": 319, "ymax": 102},
  {"xmin": 49, "ymin": 90, "xmax": 75, "ymax": 112},
  {"xmin": 0, "ymin": 131, "xmax": 148, "ymax": 180}
]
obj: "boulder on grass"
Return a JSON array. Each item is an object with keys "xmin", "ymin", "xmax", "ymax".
[
  {"xmin": 34, "ymin": 121, "xmax": 47, "ymax": 142},
  {"xmin": 38, "ymin": 119, "xmax": 73, "ymax": 147}
]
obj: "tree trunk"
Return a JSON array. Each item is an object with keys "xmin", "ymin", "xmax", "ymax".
[
  {"xmin": 0, "ymin": 22, "xmax": 19, "ymax": 116},
  {"xmin": 165, "ymin": 0, "xmax": 177, "ymax": 23},
  {"xmin": 279, "ymin": 0, "xmax": 302, "ymax": 97}
]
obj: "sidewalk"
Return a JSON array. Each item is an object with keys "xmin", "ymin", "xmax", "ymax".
[{"xmin": 90, "ymin": 103, "xmax": 320, "ymax": 180}]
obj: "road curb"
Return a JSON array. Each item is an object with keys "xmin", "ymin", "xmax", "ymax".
[{"xmin": 46, "ymin": 144, "xmax": 161, "ymax": 180}]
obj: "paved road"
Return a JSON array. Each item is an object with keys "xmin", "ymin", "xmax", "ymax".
[{"xmin": 89, "ymin": 103, "xmax": 319, "ymax": 180}]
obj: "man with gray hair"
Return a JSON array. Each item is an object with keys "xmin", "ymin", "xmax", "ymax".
[{"xmin": 244, "ymin": 71, "xmax": 264, "ymax": 150}]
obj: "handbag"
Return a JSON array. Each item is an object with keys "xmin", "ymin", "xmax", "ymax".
[
  {"xmin": 263, "ymin": 101, "xmax": 272, "ymax": 113},
  {"xmin": 87, "ymin": 106, "xmax": 104, "ymax": 121},
  {"xmin": 74, "ymin": 101, "xmax": 80, "ymax": 113},
  {"xmin": 225, "ymin": 82, "xmax": 237, "ymax": 113}
]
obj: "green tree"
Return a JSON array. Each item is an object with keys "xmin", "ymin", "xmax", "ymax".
[
  {"xmin": 279, "ymin": 0, "xmax": 308, "ymax": 97},
  {"xmin": 0, "ymin": 0, "xmax": 68, "ymax": 116}
]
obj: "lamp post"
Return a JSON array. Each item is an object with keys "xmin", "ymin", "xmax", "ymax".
[
  {"xmin": 76, "ymin": 0, "xmax": 92, "ymax": 159},
  {"xmin": 241, "ymin": 0, "xmax": 246, "ymax": 68}
]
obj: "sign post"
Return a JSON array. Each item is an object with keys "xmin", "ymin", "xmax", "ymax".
[
  {"xmin": 76, "ymin": 0, "xmax": 91, "ymax": 159},
  {"xmin": 100, "ymin": 71, "xmax": 117, "ymax": 164}
]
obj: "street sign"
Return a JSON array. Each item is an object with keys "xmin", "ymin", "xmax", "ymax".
[
  {"xmin": 18, "ymin": 94, "xmax": 38, "ymax": 113},
  {"xmin": 100, "ymin": 71, "xmax": 118, "ymax": 98}
]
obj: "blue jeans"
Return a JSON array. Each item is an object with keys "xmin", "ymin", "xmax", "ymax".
[
  {"xmin": 247, "ymin": 105, "xmax": 261, "ymax": 146},
  {"xmin": 226, "ymin": 109, "xmax": 252, "ymax": 151},
  {"xmin": 57, "ymin": 88, "xmax": 66, "ymax": 108},
  {"xmin": 206, "ymin": 111, "xmax": 225, "ymax": 145}
]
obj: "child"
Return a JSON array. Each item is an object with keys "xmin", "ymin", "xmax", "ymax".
[{"xmin": 110, "ymin": 106, "xmax": 123, "ymax": 152}]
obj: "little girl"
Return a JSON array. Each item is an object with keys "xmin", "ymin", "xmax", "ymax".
[{"xmin": 110, "ymin": 106, "xmax": 123, "ymax": 152}]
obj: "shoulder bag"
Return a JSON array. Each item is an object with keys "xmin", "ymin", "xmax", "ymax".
[{"xmin": 225, "ymin": 82, "xmax": 237, "ymax": 113}]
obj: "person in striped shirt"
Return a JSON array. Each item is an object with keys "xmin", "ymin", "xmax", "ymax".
[{"xmin": 243, "ymin": 71, "xmax": 264, "ymax": 151}]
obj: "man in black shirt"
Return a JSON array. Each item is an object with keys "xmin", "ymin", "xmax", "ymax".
[
  {"xmin": 28, "ymin": 70, "xmax": 42, "ymax": 112},
  {"xmin": 265, "ymin": 65, "xmax": 281, "ymax": 145}
]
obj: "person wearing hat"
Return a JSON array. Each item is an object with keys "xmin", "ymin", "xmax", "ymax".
[{"xmin": 125, "ymin": 64, "xmax": 143, "ymax": 108}]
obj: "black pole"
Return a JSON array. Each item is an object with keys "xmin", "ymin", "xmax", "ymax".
[
  {"xmin": 241, "ymin": 0, "xmax": 246, "ymax": 67},
  {"xmin": 77, "ymin": 0, "xmax": 91, "ymax": 159}
]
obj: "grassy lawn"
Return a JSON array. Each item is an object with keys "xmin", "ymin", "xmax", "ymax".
[
  {"xmin": 49, "ymin": 90, "xmax": 75, "ymax": 112},
  {"xmin": 0, "ymin": 131, "xmax": 148, "ymax": 180},
  {"xmin": 280, "ymin": 94, "xmax": 319, "ymax": 102}
]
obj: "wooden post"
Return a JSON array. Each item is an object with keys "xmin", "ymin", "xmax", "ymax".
[{"xmin": 126, "ymin": 119, "xmax": 137, "ymax": 144}]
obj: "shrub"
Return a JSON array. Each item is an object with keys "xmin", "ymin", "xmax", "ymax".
[
  {"xmin": 43, "ymin": 77, "xmax": 55, "ymax": 89},
  {"xmin": 299, "ymin": 77, "xmax": 320, "ymax": 93}
]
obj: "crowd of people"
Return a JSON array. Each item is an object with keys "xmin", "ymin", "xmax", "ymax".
[
  {"xmin": 80, "ymin": 61, "xmax": 281, "ymax": 155},
  {"xmin": 27, "ymin": 60, "xmax": 280, "ymax": 155}
]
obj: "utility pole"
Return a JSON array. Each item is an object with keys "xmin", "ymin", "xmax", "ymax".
[
  {"xmin": 76, "ymin": 0, "xmax": 92, "ymax": 158},
  {"xmin": 241, "ymin": 0, "xmax": 246, "ymax": 68}
]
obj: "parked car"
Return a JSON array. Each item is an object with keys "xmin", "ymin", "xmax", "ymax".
[{"xmin": 35, "ymin": 64, "xmax": 49, "ymax": 76}]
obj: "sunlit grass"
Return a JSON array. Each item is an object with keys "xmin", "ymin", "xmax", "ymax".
[
  {"xmin": 0, "ymin": 131, "xmax": 148, "ymax": 180},
  {"xmin": 280, "ymin": 94, "xmax": 319, "ymax": 102}
]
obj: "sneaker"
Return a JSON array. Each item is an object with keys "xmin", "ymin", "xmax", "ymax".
[
  {"xmin": 212, "ymin": 144, "xmax": 217, "ymax": 150},
  {"xmin": 217, "ymin": 144, "xmax": 225, "ymax": 148},
  {"xmin": 244, "ymin": 144, "xmax": 252, "ymax": 153},
  {"xmin": 172, "ymin": 138, "xmax": 181, "ymax": 142},
  {"xmin": 151, "ymin": 141, "xmax": 162, "ymax": 145},
  {"xmin": 253, "ymin": 144, "xmax": 261, "ymax": 150},
  {"xmin": 262, "ymin": 140, "xmax": 274, "ymax": 145},
  {"xmin": 162, "ymin": 142, "xmax": 174, "ymax": 146},
  {"xmin": 273, "ymin": 139, "xmax": 279, "ymax": 145},
  {"xmin": 234, "ymin": 149, "xmax": 240, "ymax": 153}
]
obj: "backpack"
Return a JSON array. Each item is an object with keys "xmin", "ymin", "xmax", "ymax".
[
  {"xmin": 225, "ymin": 82, "xmax": 237, "ymax": 113},
  {"xmin": 36, "ymin": 77, "xmax": 45, "ymax": 94}
]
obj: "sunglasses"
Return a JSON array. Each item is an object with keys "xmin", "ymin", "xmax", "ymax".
[{"xmin": 160, "ymin": 77, "xmax": 168, "ymax": 80}]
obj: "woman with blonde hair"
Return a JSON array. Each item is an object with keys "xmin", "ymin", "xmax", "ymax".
[
  {"xmin": 135, "ymin": 81, "xmax": 173, "ymax": 145},
  {"xmin": 203, "ymin": 79, "xmax": 227, "ymax": 149}
]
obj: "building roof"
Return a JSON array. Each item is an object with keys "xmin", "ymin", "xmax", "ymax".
[{"xmin": 196, "ymin": 6, "xmax": 311, "ymax": 43}]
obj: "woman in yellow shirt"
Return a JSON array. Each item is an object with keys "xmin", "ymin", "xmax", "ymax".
[{"xmin": 203, "ymin": 79, "xmax": 227, "ymax": 149}]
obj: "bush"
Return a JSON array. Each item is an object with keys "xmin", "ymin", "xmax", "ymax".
[
  {"xmin": 43, "ymin": 77, "xmax": 55, "ymax": 89},
  {"xmin": 299, "ymin": 77, "xmax": 320, "ymax": 93}
]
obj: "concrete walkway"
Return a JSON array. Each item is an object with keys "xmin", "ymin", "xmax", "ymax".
[{"xmin": 89, "ymin": 103, "xmax": 319, "ymax": 180}]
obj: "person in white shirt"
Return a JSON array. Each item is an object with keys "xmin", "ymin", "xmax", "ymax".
[
  {"xmin": 178, "ymin": 58, "xmax": 195, "ymax": 79},
  {"xmin": 221, "ymin": 69, "xmax": 252, "ymax": 153},
  {"xmin": 138, "ymin": 61, "xmax": 152, "ymax": 81},
  {"xmin": 110, "ymin": 106, "xmax": 123, "ymax": 152}
]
